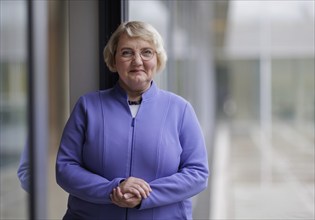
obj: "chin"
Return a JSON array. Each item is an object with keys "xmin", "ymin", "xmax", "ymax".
[{"xmin": 130, "ymin": 80, "xmax": 151, "ymax": 91}]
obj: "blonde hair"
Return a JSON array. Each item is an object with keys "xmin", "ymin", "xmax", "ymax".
[{"xmin": 103, "ymin": 21, "xmax": 167, "ymax": 73}]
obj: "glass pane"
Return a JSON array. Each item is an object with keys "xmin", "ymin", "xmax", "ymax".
[
  {"xmin": 215, "ymin": 0, "xmax": 315, "ymax": 219},
  {"xmin": 0, "ymin": 0, "xmax": 28, "ymax": 218},
  {"xmin": 129, "ymin": 1, "xmax": 215, "ymax": 219},
  {"xmin": 130, "ymin": 0, "xmax": 315, "ymax": 219}
]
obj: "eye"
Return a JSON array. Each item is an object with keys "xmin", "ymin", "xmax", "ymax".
[
  {"xmin": 141, "ymin": 49, "xmax": 154, "ymax": 57},
  {"xmin": 121, "ymin": 49, "xmax": 134, "ymax": 57}
]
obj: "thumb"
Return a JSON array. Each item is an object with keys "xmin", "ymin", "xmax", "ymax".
[{"xmin": 123, "ymin": 193, "xmax": 135, "ymax": 199}]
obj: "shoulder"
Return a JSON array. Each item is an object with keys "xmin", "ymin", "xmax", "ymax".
[
  {"xmin": 158, "ymin": 89, "xmax": 190, "ymax": 108},
  {"xmin": 71, "ymin": 88, "xmax": 115, "ymax": 113},
  {"xmin": 78, "ymin": 88, "xmax": 115, "ymax": 103},
  {"xmin": 156, "ymin": 89, "xmax": 197, "ymax": 120}
]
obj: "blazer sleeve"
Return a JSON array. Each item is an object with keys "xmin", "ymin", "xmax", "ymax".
[
  {"xmin": 17, "ymin": 142, "xmax": 30, "ymax": 193},
  {"xmin": 140, "ymin": 102, "xmax": 209, "ymax": 209},
  {"xmin": 55, "ymin": 96, "xmax": 124, "ymax": 204}
]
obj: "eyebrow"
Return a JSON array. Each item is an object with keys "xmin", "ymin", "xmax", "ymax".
[{"xmin": 119, "ymin": 47, "xmax": 154, "ymax": 51}]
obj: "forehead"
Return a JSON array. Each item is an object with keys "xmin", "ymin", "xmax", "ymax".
[{"xmin": 117, "ymin": 33, "xmax": 154, "ymax": 49}]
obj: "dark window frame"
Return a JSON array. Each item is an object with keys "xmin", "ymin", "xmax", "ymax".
[{"xmin": 99, "ymin": 0, "xmax": 129, "ymax": 90}]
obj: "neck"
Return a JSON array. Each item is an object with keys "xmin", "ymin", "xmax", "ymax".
[
  {"xmin": 128, "ymin": 93, "xmax": 142, "ymax": 101},
  {"xmin": 118, "ymin": 80, "xmax": 151, "ymax": 101}
]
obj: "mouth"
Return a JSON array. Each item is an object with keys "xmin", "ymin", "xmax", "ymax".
[{"xmin": 129, "ymin": 69, "xmax": 145, "ymax": 74}]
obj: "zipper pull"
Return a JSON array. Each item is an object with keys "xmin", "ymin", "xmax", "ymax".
[{"xmin": 131, "ymin": 118, "xmax": 135, "ymax": 127}]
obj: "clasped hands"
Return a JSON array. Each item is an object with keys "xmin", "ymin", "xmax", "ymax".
[{"xmin": 110, "ymin": 177, "xmax": 152, "ymax": 208}]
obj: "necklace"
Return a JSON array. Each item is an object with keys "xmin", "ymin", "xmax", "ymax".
[{"xmin": 128, "ymin": 99, "xmax": 142, "ymax": 105}]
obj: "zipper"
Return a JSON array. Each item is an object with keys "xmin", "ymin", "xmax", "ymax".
[
  {"xmin": 126, "ymin": 117, "xmax": 136, "ymax": 220},
  {"xmin": 131, "ymin": 117, "xmax": 135, "ymax": 127},
  {"xmin": 129, "ymin": 117, "xmax": 135, "ymax": 177},
  {"xmin": 125, "ymin": 208, "xmax": 129, "ymax": 220}
]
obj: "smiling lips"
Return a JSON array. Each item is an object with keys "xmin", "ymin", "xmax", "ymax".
[{"xmin": 130, "ymin": 69, "xmax": 145, "ymax": 74}]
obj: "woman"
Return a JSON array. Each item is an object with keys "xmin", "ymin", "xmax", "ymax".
[{"xmin": 56, "ymin": 21, "xmax": 209, "ymax": 220}]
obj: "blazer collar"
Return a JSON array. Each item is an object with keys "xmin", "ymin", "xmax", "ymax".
[{"xmin": 114, "ymin": 81, "xmax": 159, "ymax": 103}]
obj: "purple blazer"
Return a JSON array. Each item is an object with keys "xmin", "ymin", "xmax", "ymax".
[{"xmin": 56, "ymin": 81, "xmax": 209, "ymax": 220}]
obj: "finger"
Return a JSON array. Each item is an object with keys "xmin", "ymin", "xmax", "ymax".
[
  {"xmin": 140, "ymin": 180, "xmax": 152, "ymax": 192},
  {"xmin": 132, "ymin": 178, "xmax": 152, "ymax": 194},
  {"xmin": 111, "ymin": 188, "xmax": 129, "ymax": 208},
  {"xmin": 124, "ymin": 195, "xmax": 142, "ymax": 208},
  {"xmin": 142, "ymin": 182, "xmax": 152, "ymax": 194},
  {"xmin": 123, "ymin": 192, "xmax": 135, "ymax": 199},
  {"xmin": 116, "ymin": 187, "xmax": 125, "ymax": 199},
  {"xmin": 127, "ymin": 187, "xmax": 142, "ymax": 198},
  {"xmin": 110, "ymin": 190, "xmax": 120, "ymax": 205},
  {"xmin": 133, "ymin": 182, "xmax": 151, "ymax": 198},
  {"xmin": 135, "ymin": 178, "xmax": 152, "ymax": 192},
  {"xmin": 111, "ymin": 188, "xmax": 120, "ymax": 202},
  {"xmin": 121, "ymin": 177, "xmax": 152, "ymax": 197},
  {"xmin": 133, "ymin": 184, "xmax": 148, "ymax": 199},
  {"xmin": 113, "ymin": 188, "xmax": 125, "ymax": 203},
  {"xmin": 124, "ymin": 177, "xmax": 150, "ymax": 189}
]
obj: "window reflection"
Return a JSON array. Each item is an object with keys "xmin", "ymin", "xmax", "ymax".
[
  {"xmin": 1, "ymin": 1, "xmax": 70, "ymax": 219},
  {"xmin": 0, "ymin": 0, "xmax": 28, "ymax": 218}
]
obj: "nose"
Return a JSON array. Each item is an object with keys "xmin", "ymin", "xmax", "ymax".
[{"xmin": 132, "ymin": 52, "xmax": 143, "ymax": 64}]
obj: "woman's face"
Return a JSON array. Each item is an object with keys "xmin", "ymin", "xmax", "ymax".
[{"xmin": 114, "ymin": 33, "xmax": 157, "ymax": 95}]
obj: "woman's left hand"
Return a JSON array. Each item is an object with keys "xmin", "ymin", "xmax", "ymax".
[{"xmin": 110, "ymin": 186, "xmax": 142, "ymax": 208}]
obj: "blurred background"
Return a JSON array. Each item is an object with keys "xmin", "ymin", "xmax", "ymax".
[{"xmin": 0, "ymin": 0, "xmax": 314, "ymax": 219}]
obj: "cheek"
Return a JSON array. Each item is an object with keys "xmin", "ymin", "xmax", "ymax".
[
  {"xmin": 114, "ymin": 60, "xmax": 128, "ymax": 73},
  {"xmin": 145, "ymin": 59, "xmax": 158, "ymax": 72}
]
